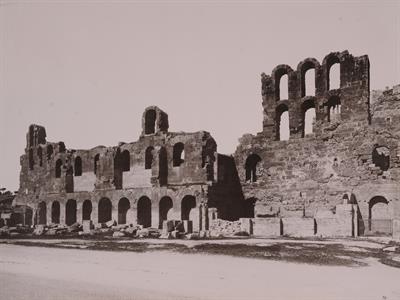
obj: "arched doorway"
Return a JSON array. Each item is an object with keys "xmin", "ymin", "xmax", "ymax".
[
  {"xmin": 118, "ymin": 198, "xmax": 130, "ymax": 224},
  {"xmin": 51, "ymin": 201, "xmax": 60, "ymax": 224},
  {"xmin": 367, "ymin": 196, "xmax": 391, "ymax": 236},
  {"xmin": 37, "ymin": 201, "xmax": 47, "ymax": 225},
  {"xmin": 159, "ymin": 196, "xmax": 173, "ymax": 228},
  {"xmin": 82, "ymin": 200, "xmax": 92, "ymax": 221},
  {"xmin": 137, "ymin": 196, "xmax": 152, "ymax": 228},
  {"xmin": 181, "ymin": 195, "xmax": 196, "ymax": 220},
  {"xmin": 98, "ymin": 198, "xmax": 112, "ymax": 224},
  {"xmin": 66, "ymin": 199, "xmax": 77, "ymax": 226}
]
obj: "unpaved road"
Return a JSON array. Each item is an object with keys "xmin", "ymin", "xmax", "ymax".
[{"xmin": 1, "ymin": 244, "xmax": 400, "ymax": 300}]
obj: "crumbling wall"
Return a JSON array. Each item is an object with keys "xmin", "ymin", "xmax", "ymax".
[{"xmin": 234, "ymin": 51, "xmax": 400, "ymax": 234}]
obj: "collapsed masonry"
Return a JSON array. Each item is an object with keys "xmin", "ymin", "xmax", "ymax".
[{"xmin": 11, "ymin": 50, "xmax": 400, "ymax": 239}]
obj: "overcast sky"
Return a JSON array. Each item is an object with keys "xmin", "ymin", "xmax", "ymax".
[{"xmin": 1, "ymin": 0, "xmax": 399, "ymax": 191}]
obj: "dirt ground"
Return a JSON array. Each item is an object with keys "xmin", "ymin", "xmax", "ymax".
[{"xmin": 1, "ymin": 237, "xmax": 400, "ymax": 300}]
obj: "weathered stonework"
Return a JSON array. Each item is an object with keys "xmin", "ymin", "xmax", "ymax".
[
  {"xmin": 14, "ymin": 106, "xmax": 243, "ymax": 231},
  {"xmin": 10, "ymin": 50, "xmax": 400, "ymax": 239},
  {"xmin": 234, "ymin": 50, "xmax": 400, "ymax": 238}
]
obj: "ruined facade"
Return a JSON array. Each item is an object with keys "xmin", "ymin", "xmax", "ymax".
[
  {"xmin": 234, "ymin": 50, "xmax": 400, "ymax": 236},
  {"xmin": 14, "ymin": 106, "xmax": 243, "ymax": 231},
  {"xmin": 12, "ymin": 50, "xmax": 400, "ymax": 238}
]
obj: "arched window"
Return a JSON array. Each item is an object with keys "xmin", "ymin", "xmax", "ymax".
[
  {"xmin": 181, "ymin": 195, "xmax": 196, "ymax": 220},
  {"xmin": 145, "ymin": 147, "xmax": 154, "ymax": 169},
  {"xmin": 301, "ymin": 99, "xmax": 316, "ymax": 137},
  {"xmin": 94, "ymin": 154, "xmax": 100, "ymax": 174},
  {"xmin": 47, "ymin": 145, "xmax": 53, "ymax": 160},
  {"xmin": 74, "ymin": 156, "xmax": 82, "ymax": 176},
  {"xmin": 304, "ymin": 68, "xmax": 316, "ymax": 97},
  {"xmin": 65, "ymin": 166, "xmax": 74, "ymax": 193},
  {"xmin": 245, "ymin": 154, "xmax": 262, "ymax": 182},
  {"xmin": 37, "ymin": 201, "xmax": 47, "ymax": 225},
  {"xmin": 159, "ymin": 196, "xmax": 173, "ymax": 228},
  {"xmin": 98, "ymin": 198, "xmax": 112, "ymax": 224},
  {"xmin": 82, "ymin": 200, "xmax": 92, "ymax": 221},
  {"xmin": 173, "ymin": 143, "xmax": 185, "ymax": 167},
  {"xmin": 279, "ymin": 74, "xmax": 289, "ymax": 100},
  {"xmin": 51, "ymin": 201, "xmax": 60, "ymax": 224},
  {"xmin": 276, "ymin": 104, "xmax": 289, "ymax": 141},
  {"xmin": 118, "ymin": 198, "xmax": 130, "ymax": 224},
  {"xmin": 55, "ymin": 159, "xmax": 62, "ymax": 178},
  {"xmin": 58, "ymin": 142, "xmax": 66, "ymax": 153},
  {"xmin": 159, "ymin": 147, "xmax": 168, "ymax": 186},
  {"xmin": 137, "ymin": 196, "xmax": 152, "ymax": 228},
  {"xmin": 372, "ymin": 146, "xmax": 390, "ymax": 171},
  {"xmin": 37, "ymin": 147, "xmax": 43, "ymax": 167},
  {"xmin": 65, "ymin": 199, "xmax": 77, "ymax": 226},
  {"xmin": 121, "ymin": 150, "xmax": 130, "ymax": 172},
  {"xmin": 327, "ymin": 56, "xmax": 340, "ymax": 90},
  {"xmin": 145, "ymin": 109, "xmax": 156, "ymax": 134},
  {"xmin": 29, "ymin": 148, "xmax": 34, "ymax": 170},
  {"xmin": 327, "ymin": 96, "xmax": 341, "ymax": 122}
]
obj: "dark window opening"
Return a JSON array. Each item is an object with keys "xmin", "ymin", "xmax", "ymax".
[
  {"xmin": 372, "ymin": 146, "xmax": 390, "ymax": 171},
  {"xmin": 98, "ymin": 198, "xmax": 112, "ymax": 224},
  {"xmin": 82, "ymin": 200, "xmax": 92, "ymax": 221},
  {"xmin": 173, "ymin": 142, "xmax": 185, "ymax": 167},
  {"xmin": 37, "ymin": 201, "xmax": 47, "ymax": 225},
  {"xmin": 65, "ymin": 166, "xmax": 74, "ymax": 193},
  {"xmin": 47, "ymin": 145, "xmax": 53, "ymax": 160},
  {"xmin": 245, "ymin": 154, "xmax": 262, "ymax": 182},
  {"xmin": 94, "ymin": 154, "xmax": 100, "ymax": 175},
  {"xmin": 145, "ymin": 109, "xmax": 156, "ymax": 134},
  {"xmin": 51, "ymin": 201, "xmax": 60, "ymax": 224},
  {"xmin": 181, "ymin": 195, "xmax": 196, "ymax": 220},
  {"xmin": 118, "ymin": 198, "xmax": 130, "ymax": 224},
  {"xmin": 159, "ymin": 147, "xmax": 168, "ymax": 186},
  {"xmin": 58, "ymin": 142, "xmax": 66, "ymax": 153},
  {"xmin": 65, "ymin": 199, "xmax": 77, "ymax": 226},
  {"xmin": 55, "ymin": 159, "xmax": 62, "ymax": 178},
  {"xmin": 159, "ymin": 196, "xmax": 173, "ymax": 228},
  {"xmin": 145, "ymin": 147, "xmax": 154, "ymax": 169},
  {"xmin": 121, "ymin": 150, "xmax": 130, "ymax": 172},
  {"xmin": 74, "ymin": 156, "xmax": 82, "ymax": 176},
  {"xmin": 137, "ymin": 196, "xmax": 152, "ymax": 228}
]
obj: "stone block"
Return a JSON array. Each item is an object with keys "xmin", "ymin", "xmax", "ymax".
[
  {"xmin": 282, "ymin": 217, "xmax": 315, "ymax": 237},
  {"xmin": 162, "ymin": 220, "xmax": 175, "ymax": 234},
  {"xmin": 239, "ymin": 218, "xmax": 253, "ymax": 235},
  {"xmin": 253, "ymin": 218, "xmax": 281, "ymax": 237}
]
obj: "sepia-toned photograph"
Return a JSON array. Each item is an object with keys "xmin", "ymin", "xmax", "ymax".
[{"xmin": 1, "ymin": 0, "xmax": 399, "ymax": 299}]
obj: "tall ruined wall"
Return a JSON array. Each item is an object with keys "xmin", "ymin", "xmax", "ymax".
[
  {"xmin": 234, "ymin": 51, "xmax": 400, "ymax": 232},
  {"xmin": 14, "ymin": 106, "xmax": 244, "ymax": 228}
]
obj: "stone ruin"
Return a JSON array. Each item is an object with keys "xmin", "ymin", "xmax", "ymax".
[{"xmin": 7, "ymin": 50, "xmax": 400, "ymax": 240}]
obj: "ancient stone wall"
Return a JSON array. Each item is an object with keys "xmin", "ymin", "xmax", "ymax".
[
  {"xmin": 14, "ymin": 106, "xmax": 244, "ymax": 230},
  {"xmin": 234, "ymin": 51, "xmax": 400, "ymax": 236}
]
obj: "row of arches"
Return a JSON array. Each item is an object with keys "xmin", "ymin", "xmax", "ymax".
[
  {"xmin": 275, "ymin": 96, "xmax": 341, "ymax": 141},
  {"xmin": 35, "ymin": 195, "xmax": 197, "ymax": 229},
  {"xmin": 275, "ymin": 55, "xmax": 341, "ymax": 101},
  {"xmin": 54, "ymin": 143, "xmax": 186, "ymax": 182}
]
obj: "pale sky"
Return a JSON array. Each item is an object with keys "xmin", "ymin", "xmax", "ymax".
[{"xmin": 1, "ymin": 0, "xmax": 399, "ymax": 191}]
